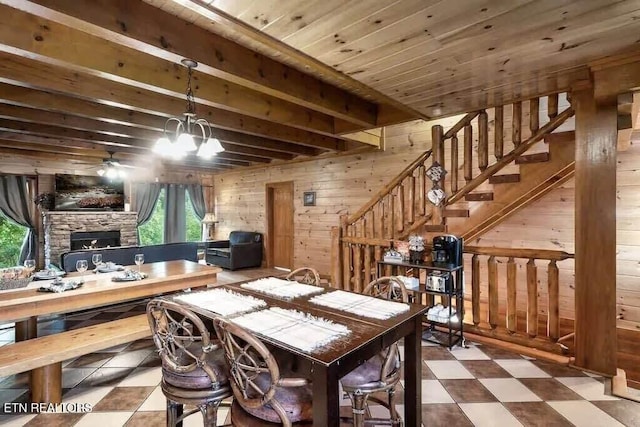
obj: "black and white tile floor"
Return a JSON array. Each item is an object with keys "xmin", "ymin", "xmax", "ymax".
[{"xmin": 0, "ymin": 301, "xmax": 638, "ymax": 426}]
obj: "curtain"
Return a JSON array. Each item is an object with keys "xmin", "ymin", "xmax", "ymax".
[
  {"xmin": 164, "ymin": 184, "xmax": 186, "ymax": 243},
  {"xmin": 0, "ymin": 175, "xmax": 36, "ymax": 264},
  {"xmin": 186, "ymin": 184, "xmax": 206, "ymax": 220},
  {"xmin": 132, "ymin": 182, "xmax": 162, "ymax": 243}
]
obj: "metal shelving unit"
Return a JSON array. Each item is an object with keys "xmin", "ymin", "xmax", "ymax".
[{"xmin": 377, "ymin": 260, "xmax": 464, "ymax": 349}]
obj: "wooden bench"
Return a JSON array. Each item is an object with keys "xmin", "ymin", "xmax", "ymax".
[{"xmin": 0, "ymin": 314, "xmax": 151, "ymax": 403}]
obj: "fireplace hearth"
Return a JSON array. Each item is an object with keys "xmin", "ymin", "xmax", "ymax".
[{"xmin": 70, "ymin": 230, "xmax": 121, "ymax": 250}]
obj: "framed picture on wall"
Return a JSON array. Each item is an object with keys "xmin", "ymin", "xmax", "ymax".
[{"xmin": 303, "ymin": 191, "xmax": 316, "ymax": 206}]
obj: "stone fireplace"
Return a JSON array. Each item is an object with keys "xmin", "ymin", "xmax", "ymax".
[{"xmin": 43, "ymin": 211, "xmax": 138, "ymax": 266}]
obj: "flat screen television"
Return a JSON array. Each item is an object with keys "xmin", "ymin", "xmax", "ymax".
[{"xmin": 54, "ymin": 174, "xmax": 125, "ymax": 211}]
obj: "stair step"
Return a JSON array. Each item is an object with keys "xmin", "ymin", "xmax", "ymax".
[
  {"xmin": 424, "ymin": 225, "xmax": 446, "ymax": 232},
  {"xmin": 465, "ymin": 192, "xmax": 494, "ymax": 201},
  {"xmin": 443, "ymin": 209, "xmax": 470, "ymax": 218},
  {"xmin": 516, "ymin": 152, "xmax": 550, "ymax": 164},
  {"xmin": 489, "ymin": 174, "xmax": 521, "ymax": 184}
]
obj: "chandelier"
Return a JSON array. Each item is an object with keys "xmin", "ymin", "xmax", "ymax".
[{"xmin": 153, "ymin": 59, "xmax": 225, "ymax": 159}]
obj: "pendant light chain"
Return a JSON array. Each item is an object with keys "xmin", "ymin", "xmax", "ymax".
[{"xmin": 185, "ymin": 65, "xmax": 196, "ymax": 116}]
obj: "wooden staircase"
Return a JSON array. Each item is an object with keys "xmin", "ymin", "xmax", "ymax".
[
  {"xmin": 331, "ymin": 92, "xmax": 577, "ymax": 353},
  {"xmin": 439, "ymin": 131, "xmax": 576, "ymax": 243}
]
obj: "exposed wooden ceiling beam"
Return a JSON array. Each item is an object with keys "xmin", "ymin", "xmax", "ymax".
[
  {"xmin": 0, "ymin": 133, "xmax": 242, "ymax": 169},
  {"xmin": 0, "ymin": 52, "xmax": 350, "ymax": 151},
  {"xmin": 0, "ymin": 103, "xmax": 296, "ymax": 161},
  {"xmin": 0, "ymin": 123, "xmax": 263, "ymax": 166},
  {"xmin": 0, "ymin": 144, "xmax": 233, "ymax": 173},
  {"xmin": 0, "ymin": 84, "xmax": 322, "ymax": 157},
  {"xmin": 13, "ymin": 0, "xmax": 399, "ymax": 127},
  {"xmin": 0, "ymin": 4, "xmax": 347, "ymax": 136}
]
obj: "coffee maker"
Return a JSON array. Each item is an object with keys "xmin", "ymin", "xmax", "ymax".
[{"xmin": 431, "ymin": 235, "xmax": 463, "ymax": 268}]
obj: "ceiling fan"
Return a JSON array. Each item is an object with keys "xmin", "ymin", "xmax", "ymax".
[{"xmin": 96, "ymin": 152, "xmax": 129, "ymax": 179}]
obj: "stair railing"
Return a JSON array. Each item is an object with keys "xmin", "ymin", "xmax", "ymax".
[
  {"xmin": 431, "ymin": 94, "xmax": 573, "ymax": 212},
  {"xmin": 464, "ymin": 246, "xmax": 574, "ymax": 352},
  {"xmin": 331, "ymin": 93, "xmax": 575, "ymax": 296},
  {"xmin": 331, "ymin": 150, "xmax": 433, "ymax": 291}
]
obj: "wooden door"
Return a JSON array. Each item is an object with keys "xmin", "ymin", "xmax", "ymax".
[{"xmin": 266, "ymin": 182, "xmax": 294, "ymax": 269}]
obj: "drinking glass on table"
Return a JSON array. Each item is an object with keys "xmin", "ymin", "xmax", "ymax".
[
  {"xmin": 134, "ymin": 254, "xmax": 145, "ymax": 274},
  {"xmin": 23, "ymin": 259, "xmax": 36, "ymax": 275},
  {"xmin": 91, "ymin": 253, "xmax": 102, "ymax": 269},
  {"xmin": 76, "ymin": 259, "xmax": 88, "ymax": 283}
]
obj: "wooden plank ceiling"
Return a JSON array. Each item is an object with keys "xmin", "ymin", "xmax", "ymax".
[
  {"xmin": 157, "ymin": 0, "xmax": 640, "ymax": 119},
  {"xmin": 1, "ymin": 1, "xmax": 640, "ymax": 174},
  {"xmin": 0, "ymin": 0, "xmax": 418, "ymax": 173}
]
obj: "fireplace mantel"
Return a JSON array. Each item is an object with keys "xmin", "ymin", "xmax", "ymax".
[{"xmin": 43, "ymin": 211, "xmax": 138, "ymax": 267}]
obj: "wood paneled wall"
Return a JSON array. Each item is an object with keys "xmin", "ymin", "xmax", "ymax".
[{"xmin": 212, "ymin": 115, "xmax": 462, "ymax": 273}]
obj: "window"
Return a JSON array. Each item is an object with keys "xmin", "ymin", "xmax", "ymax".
[
  {"xmin": 137, "ymin": 187, "xmax": 203, "ymax": 245},
  {"xmin": 138, "ymin": 189, "xmax": 165, "ymax": 246},
  {"xmin": 185, "ymin": 190, "xmax": 201, "ymax": 242},
  {"xmin": 0, "ymin": 214, "xmax": 27, "ymax": 268}
]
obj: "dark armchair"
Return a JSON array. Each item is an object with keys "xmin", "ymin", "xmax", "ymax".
[{"xmin": 205, "ymin": 231, "xmax": 263, "ymax": 270}]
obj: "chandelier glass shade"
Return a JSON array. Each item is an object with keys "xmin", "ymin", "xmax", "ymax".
[{"xmin": 153, "ymin": 59, "xmax": 225, "ymax": 160}]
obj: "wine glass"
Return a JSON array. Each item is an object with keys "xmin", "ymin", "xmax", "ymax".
[
  {"xmin": 91, "ymin": 253, "xmax": 102, "ymax": 269},
  {"xmin": 76, "ymin": 260, "xmax": 88, "ymax": 283},
  {"xmin": 134, "ymin": 254, "xmax": 144, "ymax": 274},
  {"xmin": 23, "ymin": 259, "xmax": 36, "ymax": 275}
]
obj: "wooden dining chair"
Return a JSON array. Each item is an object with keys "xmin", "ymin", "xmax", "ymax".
[
  {"xmin": 211, "ymin": 317, "xmax": 313, "ymax": 426},
  {"xmin": 285, "ymin": 267, "xmax": 321, "ymax": 285},
  {"xmin": 340, "ymin": 276, "xmax": 408, "ymax": 427},
  {"xmin": 146, "ymin": 298, "xmax": 232, "ymax": 426}
]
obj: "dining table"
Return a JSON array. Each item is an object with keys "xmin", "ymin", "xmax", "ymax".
[
  {"xmin": 0, "ymin": 260, "xmax": 221, "ymax": 340},
  {"xmin": 174, "ymin": 279, "xmax": 427, "ymax": 427}
]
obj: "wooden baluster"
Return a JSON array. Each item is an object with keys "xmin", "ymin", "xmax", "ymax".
[
  {"xmin": 417, "ymin": 165, "xmax": 426, "ymax": 216},
  {"xmin": 472, "ymin": 254, "xmax": 480, "ymax": 326},
  {"xmin": 432, "ymin": 125, "xmax": 444, "ymax": 166},
  {"xmin": 548, "ymin": 260, "xmax": 559, "ymax": 341},
  {"xmin": 340, "ymin": 215, "xmax": 350, "ymax": 291},
  {"xmin": 406, "ymin": 176, "xmax": 415, "ymax": 224},
  {"xmin": 495, "ymin": 105, "xmax": 504, "ymax": 160},
  {"xmin": 530, "ymin": 97, "xmax": 539, "ymax": 133},
  {"xmin": 464, "ymin": 124, "xmax": 473, "ymax": 181},
  {"xmin": 387, "ymin": 194, "xmax": 395, "ymax": 239},
  {"xmin": 330, "ymin": 226, "xmax": 342, "ymax": 289},
  {"xmin": 365, "ymin": 210, "xmax": 374, "ymax": 239},
  {"xmin": 507, "ymin": 257, "xmax": 517, "ymax": 333},
  {"xmin": 342, "ymin": 242, "xmax": 351, "ymax": 291},
  {"xmin": 353, "ymin": 244, "xmax": 363, "ymax": 293},
  {"xmin": 431, "ymin": 125, "xmax": 444, "ymax": 226},
  {"xmin": 363, "ymin": 244, "xmax": 371, "ymax": 288},
  {"xmin": 512, "ymin": 101, "xmax": 522, "ymax": 147},
  {"xmin": 478, "ymin": 111, "xmax": 488, "ymax": 171},
  {"xmin": 375, "ymin": 203, "xmax": 384, "ymax": 239},
  {"xmin": 396, "ymin": 187, "xmax": 404, "ymax": 233},
  {"xmin": 488, "ymin": 256, "xmax": 498, "ymax": 329},
  {"xmin": 374, "ymin": 245, "xmax": 382, "ymax": 273},
  {"xmin": 451, "ymin": 135, "xmax": 458, "ymax": 194},
  {"xmin": 548, "ymin": 93, "xmax": 559, "ymax": 119},
  {"xmin": 527, "ymin": 258, "xmax": 538, "ymax": 337}
]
